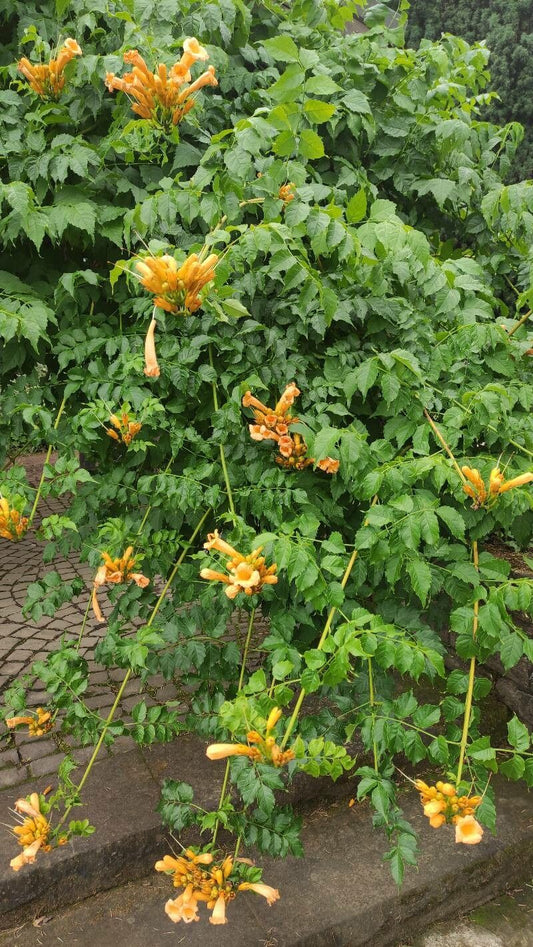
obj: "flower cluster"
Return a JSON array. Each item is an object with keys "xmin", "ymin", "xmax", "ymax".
[
  {"xmin": 92, "ymin": 546, "xmax": 149, "ymax": 622},
  {"xmin": 415, "ymin": 780, "xmax": 483, "ymax": 844},
  {"xmin": 135, "ymin": 251, "xmax": 218, "ymax": 314},
  {"xmin": 105, "ymin": 411, "xmax": 142, "ymax": 445},
  {"xmin": 243, "ymin": 385, "xmax": 339, "ymax": 473},
  {"xmin": 17, "ymin": 38, "xmax": 82, "ymax": 98},
  {"xmin": 462, "ymin": 465, "xmax": 533, "ymax": 509},
  {"xmin": 206, "ymin": 707, "xmax": 295, "ymax": 768},
  {"xmin": 0, "ymin": 498, "xmax": 29, "ymax": 542},
  {"xmin": 6, "ymin": 707, "xmax": 53, "ymax": 737},
  {"xmin": 155, "ymin": 849, "xmax": 279, "ymax": 925},
  {"xmin": 279, "ymin": 182, "xmax": 296, "ymax": 204},
  {"xmin": 10, "ymin": 793, "xmax": 53, "ymax": 871},
  {"xmin": 200, "ymin": 530, "xmax": 278, "ymax": 600},
  {"xmin": 105, "ymin": 38, "xmax": 217, "ymax": 128}
]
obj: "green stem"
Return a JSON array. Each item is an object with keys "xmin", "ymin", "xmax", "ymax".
[
  {"xmin": 507, "ymin": 308, "xmax": 532, "ymax": 338},
  {"xmin": 238, "ymin": 608, "xmax": 256, "ymax": 691},
  {"xmin": 212, "ymin": 606, "xmax": 256, "ymax": 849},
  {"xmin": 208, "ymin": 344, "xmax": 236, "ymax": 518},
  {"xmin": 368, "ymin": 656, "xmax": 378, "ymax": 770},
  {"xmin": 75, "ymin": 596, "xmax": 92, "ymax": 650},
  {"xmin": 28, "ymin": 395, "xmax": 67, "ymax": 527},
  {"xmin": 456, "ymin": 539, "xmax": 479, "ymax": 786},
  {"xmin": 136, "ymin": 457, "xmax": 174, "ymax": 538},
  {"xmin": 424, "ymin": 409, "xmax": 466, "ymax": 483},
  {"xmin": 54, "ymin": 511, "xmax": 209, "ymax": 833},
  {"xmin": 280, "ymin": 544, "xmax": 360, "ymax": 750}
]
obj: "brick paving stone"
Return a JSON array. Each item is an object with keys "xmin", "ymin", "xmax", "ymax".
[
  {"xmin": 31, "ymin": 751, "xmax": 70, "ymax": 778},
  {"xmin": 0, "ymin": 765, "xmax": 30, "ymax": 789}
]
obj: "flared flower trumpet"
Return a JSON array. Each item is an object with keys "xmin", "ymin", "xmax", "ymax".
[
  {"xmin": 91, "ymin": 546, "xmax": 149, "ymax": 622},
  {"xmin": 415, "ymin": 779, "xmax": 483, "ymax": 843},
  {"xmin": 200, "ymin": 530, "xmax": 278, "ymax": 600},
  {"xmin": 105, "ymin": 411, "xmax": 142, "ymax": 445},
  {"xmin": 206, "ymin": 707, "xmax": 295, "ymax": 768},
  {"xmin": 17, "ymin": 38, "xmax": 82, "ymax": 99},
  {"xmin": 243, "ymin": 385, "xmax": 339, "ymax": 474},
  {"xmin": 462, "ymin": 464, "xmax": 533, "ymax": 509},
  {"xmin": 105, "ymin": 38, "xmax": 217, "ymax": 129},
  {"xmin": 135, "ymin": 252, "xmax": 218, "ymax": 315},
  {"xmin": 156, "ymin": 848, "xmax": 280, "ymax": 926},
  {"xmin": 10, "ymin": 793, "xmax": 52, "ymax": 871},
  {"xmin": 6, "ymin": 707, "xmax": 53, "ymax": 737},
  {"xmin": 0, "ymin": 498, "xmax": 29, "ymax": 542}
]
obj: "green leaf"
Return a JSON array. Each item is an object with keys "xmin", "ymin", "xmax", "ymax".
[
  {"xmin": 305, "ymin": 75, "xmax": 342, "ymax": 95},
  {"xmin": 263, "ymin": 36, "xmax": 300, "ymax": 62},
  {"xmin": 356, "ymin": 359, "xmax": 379, "ymax": 398},
  {"xmin": 303, "ymin": 99, "xmax": 336, "ymax": 124},
  {"xmin": 507, "ymin": 716, "xmax": 530, "ymax": 753},
  {"xmin": 436, "ymin": 506, "xmax": 465, "ymax": 540},
  {"xmin": 220, "ymin": 298, "xmax": 250, "ymax": 319},
  {"xmin": 406, "ymin": 559, "xmax": 432, "ymax": 607},
  {"xmin": 273, "ymin": 130, "xmax": 297, "ymax": 156},
  {"xmin": 342, "ymin": 90, "xmax": 372, "ymax": 114},
  {"xmin": 346, "ymin": 189, "xmax": 367, "ymax": 224},
  {"xmin": 298, "ymin": 129, "xmax": 325, "ymax": 159}
]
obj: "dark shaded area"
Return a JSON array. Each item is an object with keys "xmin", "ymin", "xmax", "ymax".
[{"xmin": 406, "ymin": 0, "xmax": 533, "ymax": 180}]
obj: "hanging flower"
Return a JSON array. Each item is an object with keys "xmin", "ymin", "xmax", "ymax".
[
  {"xmin": 105, "ymin": 411, "xmax": 142, "ymax": 445},
  {"xmin": 143, "ymin": 317, "xmax": 160, "ymax": 378},
  {"xmin": 454, "ymin": 814, "xmax": 484, "ymax": 845},
  {"xmin": 200, "ymin": 530, "xmax": 278, "ymax": 600},
  {"xmin": 17, "ymin": 38, "xmax": 82, "ymax": 99},
  {"xmin": 10, "ymin": 793, "xmax": 52, "ymax": 871},
  {"xmin": 206, "ymin": 707, "xmax": 295, "ymax": 768},
  {"xmin": 135, "ymin": 251, "xmax": 218, "ymax": 317},
  {"xmin": 91, "ymin": 546, "xmax": 149, "ymax": 622},
  {"xmin": 243, "ymin": 385, "xmax": 339, "ymax": 474},
  {"xmin": 105, "ymin": 38, "xmax": 217, "ymax": 129},
  {"xmin": 156, "ymin": 848, "xmax": 280, "ymax": 926},
  {"xmin": 6, "ymin": 707, "xmax": 53, "ymax": 737},
  {"xmin": 462, "ymin": 464, "xmax": 533, "ymax": 509},
  {"xmin": 415, "ymin": 779, "xmax": 483, "ymax": 842},
  {"xmin": 0, "ymin": 498, "xmax": 29, "ymax": 541}
]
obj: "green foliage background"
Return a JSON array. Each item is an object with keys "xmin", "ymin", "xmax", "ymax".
[
  {"xmin": 406, "ymin": 0, "xmax": 533, "ymax": 180},
  {"xmin": 0, "ymin": 0, "xmax": 532, "ymax": 882}
]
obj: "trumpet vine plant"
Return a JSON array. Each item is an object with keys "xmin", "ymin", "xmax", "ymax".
[{"xmin": 1, "ymin": 0, "xmax": 533, "ymax": 925}]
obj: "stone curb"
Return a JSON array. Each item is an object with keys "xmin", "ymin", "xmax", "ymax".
[
  {"xmin": 0, "ymin": 732, "xmax": 358, "ymax": 930},
  {"xmin": 0, "ymin": 742, "xmax": 531, "ymax": 945}
]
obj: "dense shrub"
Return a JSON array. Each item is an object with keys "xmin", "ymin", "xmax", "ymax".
[{"xmin": 1, "ymin": 0, "xmax": 532, "ymax": 917}]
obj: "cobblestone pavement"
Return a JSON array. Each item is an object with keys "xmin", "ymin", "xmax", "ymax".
[{"xmin": 0, "ymin": 454, "xmax": 172, "ymax": 792}]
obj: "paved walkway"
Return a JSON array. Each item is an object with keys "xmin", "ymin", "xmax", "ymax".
[{"xmin": 0, "ymin": 454, "xmax": 171, "ymax": 791}]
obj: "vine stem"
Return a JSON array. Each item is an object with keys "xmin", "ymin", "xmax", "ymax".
[
  {"xmin": 507, "ymin": 308, "xmax": 532, "ymax": 338},
  {"xmin": 208, "ymin": 344, "xmax": 236, "ymax": 518},
  {"xmin": 367, "ymin": 656, "xmax": 378, "ymax": 770},
  {"xmin": 54, "ymin": 510, "xmax": 210, "ymax": 833},
  {"xmin": 28, "ymin": 395, "xmax": 67, "ymax": 527},
  {"xmin": 280, "ymin": 545, "xmax": 360, "ymax": 751},
  {"xmin": 456, "ymin": 539, "xmax": 479, "ymax": 786},
  {"xmin": 136, "ymin": 456, "xmax": 174, "ymax": 538},
  {"xmin": 423, "ymin": 409, "xmax": 466, "ymax": 483},
  {"xmin": 212, "ymin": 607, "xmax": 255, "ymax": 849}
]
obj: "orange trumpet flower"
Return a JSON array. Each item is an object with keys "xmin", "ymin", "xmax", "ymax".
[{"xmin": 17, "ymin": 38, "xmax": 82, "ymax": 99}]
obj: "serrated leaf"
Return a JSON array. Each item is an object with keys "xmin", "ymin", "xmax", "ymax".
[
  {"xmin": 299, "ymin": 129, "xmax": 325, "ymax": 159},
  {"xmin": 406, "ymin": 559, "xmax": 432, "ymax": 606},
  {"xmin": 346, "ymin": 189, "xmax": 367, "ymax": 224},
  {"xmin": 263, "ymin": 35, "xmax": 300, "ymax": 62},
  {"xmin": 303, "ymin": 99, "xmax": 336, "ymax": 124}
]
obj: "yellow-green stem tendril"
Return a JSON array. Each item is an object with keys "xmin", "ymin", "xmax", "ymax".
[
  {"xmin": 280, "ymin": 544, "xmax": 360, "ymax": 751},
  {"xmin": 55, "ymin": 510, "xmax": 210, "ymax": 832},
  {"xmin": 75, "ymin": 596, "xmax": 92, "ymax": 650},
  {"xmin": 238, "ymin": 607, "xmax": 256, "ymax": 691},
  {"xmin": 507, "ymin": 308, "xmax": 532, "ymax": 338},
  {"xmin": 456, "ymin": 540, "xmax": 479, "ymax": 786},
  {"xmin": 424, "ymin": 409, "xmax": 466, "ymax": 484},
  {"xmin": 208, "ymin": 343, "xmax": 236, "ymax": 518},
  {"xmin": 136, "ymin": 457, "xmax": 174, "ymax": 538},
  {"xmin": 28, "ymin": 395, "xmax": 67, "ymax": 527},
  {"xmin": 367, "ymin": 656, "xmax": 378, "ymax": 770},
  {"xmin": 212, "ymin": 607, "xmax": 256, "ymax": 849}
]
